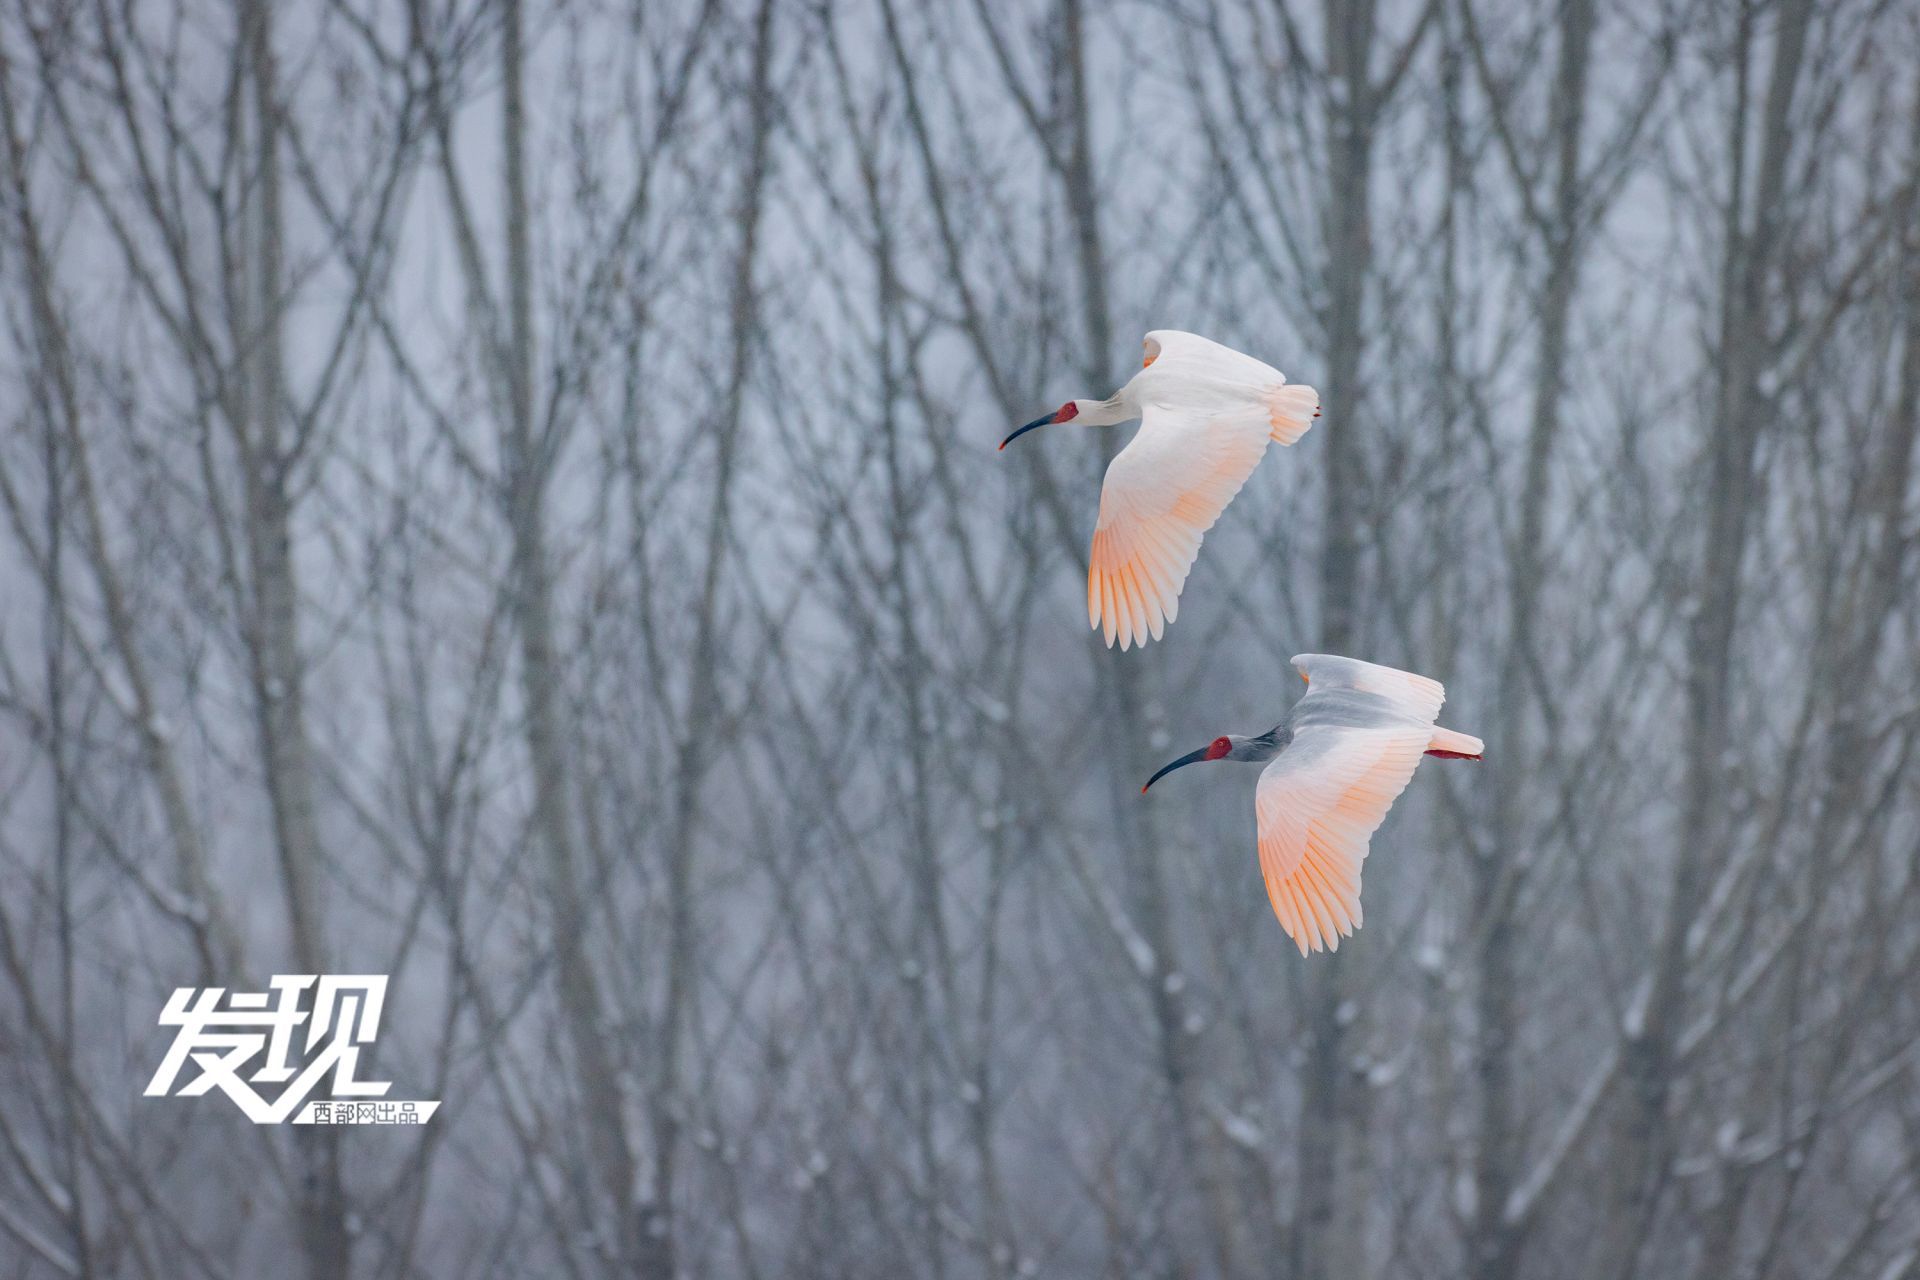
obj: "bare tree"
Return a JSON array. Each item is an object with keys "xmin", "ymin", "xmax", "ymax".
[{"xmin": 1, "ymin": 0, "xmax": 1916, "ymax": 1276}]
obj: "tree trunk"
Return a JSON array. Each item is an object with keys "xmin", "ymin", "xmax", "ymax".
[
  {"xmin": 497, "ymin": 0, "xmax": 641, "ymax": 1269},
  {"xmin": 1472, "ymin": 2, "xmax": 1595, "ymax": 1274},
  {"xmin": 1297, "ymin": 5, "xmax": 1379, "ymax": 1276},
  {"xmin": 1617, "ymin": 0, "xmax": 1813, "ymax": 1264},
  {"xmin": 238, "ymin": 7, "xmax": 349, "ymax": 1277}
]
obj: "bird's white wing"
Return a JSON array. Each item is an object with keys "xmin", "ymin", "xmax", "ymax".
[
  {"xmin": 1254, "ymin": 725, "xmax": 1430, "ymax": 955},
  {"xmin": 1143, "ymin": 329, "xmax": 1279, "ymax": 381},
  {"xmin": 1254, "ymin": 664, "xmax": 1448, "ymax": 954},
  {"xmin": 1088, "ymin": 402, "xmax": 1267, "ymax": 649},
  {"xmin": 1141, "ymin": 331, "xmax": 1320, "ymax": 446},
  {"xmin": 1089, "ymin": 401, "xmax": 1273, "ymax": 650},
  {"xmin": 1290, "ymin": 653, "xmax": 1446, "ymax": 722}
]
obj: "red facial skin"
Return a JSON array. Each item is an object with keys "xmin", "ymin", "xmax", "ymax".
[
  {"xmin": 1205, "ymin": 736, "xmax": 1232, "ymax": 760},
  {"xmin": 1053, "ymin": 401, "xmax": 1079, "ymax": 423}
]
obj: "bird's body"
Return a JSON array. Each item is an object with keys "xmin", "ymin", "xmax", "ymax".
[
  {"xmin": 1002, "ymin": 330, "xmax": 1319, "ymax": 649},
  {"xmin": 1143, "ymin": 654, "xmax": 1482, "ymax": 955}
]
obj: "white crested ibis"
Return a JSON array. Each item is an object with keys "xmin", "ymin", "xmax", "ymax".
[
  {"xmin": 1142, "ymin": 654, "xmax": 1482, "ymax": 955},
  {"xmin": 1001, "ymin": 329, "xmax": 1320, "ymax": 650}
]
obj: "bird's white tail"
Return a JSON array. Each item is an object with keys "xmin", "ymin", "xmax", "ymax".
[
  {"xmin": 1425, "ymin": 726, "xmax": 1484, "ymax": 760},
  {"xmin": 1268, "ymin": 385, "xmax": 1320, "ymax": 444}
]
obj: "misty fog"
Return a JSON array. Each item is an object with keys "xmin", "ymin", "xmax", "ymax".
[{"xmin": 1, "ymin": 0, "xmax": 1916, "ymax": 1276}]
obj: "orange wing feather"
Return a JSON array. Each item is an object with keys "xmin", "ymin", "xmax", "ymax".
[
  {"xmin": 1255, "ymin": 726, "xmax": 1432, "ymax": 955},
  {"xmin": 1088, "ymin": 408, "xmax": 1273, "ymax": 649}
]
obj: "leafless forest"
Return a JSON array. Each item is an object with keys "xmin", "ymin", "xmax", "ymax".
[{"xmin": 1, "ymin": 0, "xmax": 1917, "ymax": 1275}]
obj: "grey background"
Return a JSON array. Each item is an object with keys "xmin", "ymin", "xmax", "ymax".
[{"xmin": 1, "ymin": 0, "xmax": 1917, "ymax": 1276}]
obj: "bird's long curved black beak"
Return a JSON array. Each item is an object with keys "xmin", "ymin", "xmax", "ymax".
[
  {"xmin": 999, "ymin": 412, "xmax": 1053, "ymax": 451},
  {"xmin": 1142, "ymin": 746, "xmax": 1211, "ymax": 794}
]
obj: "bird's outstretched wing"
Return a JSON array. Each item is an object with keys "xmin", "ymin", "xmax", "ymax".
[
  {"xmin": 1290, "ymin": 653, "xmax": 1446, "ymax": 721},
  {"xmin": 1254, "ymin": 658, "xmax": 1448, "ymax": 954},
  {"xmin": 1088, "ymin": 400, "xmax": 1271, "ymax": 649},
  {"xmin": 1143, "ymin": 329, "xmax": 1282, "ymax": 381},
  {"xmin": 1140, "ymin": 332, "xmax": 1320, "ymax": 446}
]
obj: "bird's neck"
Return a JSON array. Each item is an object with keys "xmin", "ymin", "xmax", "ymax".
[
  {"xmin": 1242, "ymin": 726, "xmax": 1291, "ymax": 762},
  {"xmin": 1076, "ymin": 391, "xmax": 1135, "ymax": 427}
]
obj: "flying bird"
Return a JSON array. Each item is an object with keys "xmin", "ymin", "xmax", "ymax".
[
  {"xmin": 1141, "ymin": 654, "xmax": 1482, "ymax": 955},
  {"xmin": 1001, "ymin": 330, "xmax": 1319, "ymax": 650}
]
